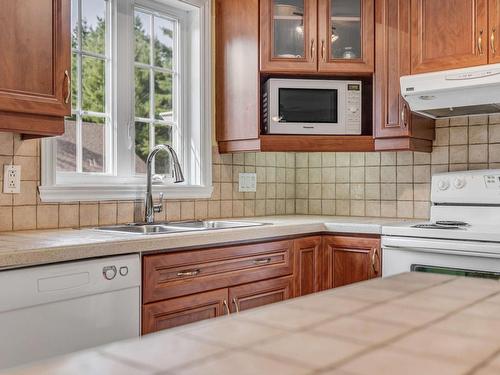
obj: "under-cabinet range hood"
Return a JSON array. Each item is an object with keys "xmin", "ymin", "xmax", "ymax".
[{"xmin": 400, "ymin": 63, "xmax": 500, "ymax": 119}]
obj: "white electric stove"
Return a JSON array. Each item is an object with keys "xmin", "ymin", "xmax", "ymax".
[{"xmin": 382, "ymin": 169, "xmax": 500, "ymax": 279}]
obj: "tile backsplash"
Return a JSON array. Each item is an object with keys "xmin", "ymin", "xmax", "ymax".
[{"xmin": 1, "ymin": 114, "xmax": 499, "ymax": 231}]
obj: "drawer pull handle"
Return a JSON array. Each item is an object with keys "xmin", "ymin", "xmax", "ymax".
[
  {"xmin": 253, "ymin": 257, "xmax": 272, "ymax": 265},
  {"xmin": 64, "ymin": 70, "xmax": 71, "ymax": 104},
  {"xmin": 232, "ymin": 297, "xmax": 240, "ymax": 313},
  {"xmin": 223, "ymin": 299, "xmax": 231, "ymax": 315},
  {"xmin": 176, "ymin": 269, "xmax": 200, "ymax": 277}
]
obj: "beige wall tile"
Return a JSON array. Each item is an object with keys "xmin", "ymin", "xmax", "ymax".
[
  {"xmin": 336, "ymin": 200, "xmax": 350, "ymax": 215},
  {"xmin": 449, "ymin": 145, "xmax": 468, "ymax": 164},
  {"xmin": 380, "ymin": 201, "xmax": 397, "ymax": 217},
  {"xmin": 350, "ymin": 152, "xmax": 365, "ymax": 166},
  {"xmin": 59, "ymin": 204, "xmax": 80, "ymax": 228},
  {"xmin": 99, "ymin": 203, "xmax": 117, "ymax": 226},
  {"xmin": 336, "ymin": 153, "xmax": 350, "ymax": 166},
  {"xmin": 434, "ymin": 127, "xmax": 449, "ymax": 146},
  {"xmin": 13, "ymin": 206, "xmax": 37, "ymax": 230},
  {"xmin": 80, "ymin": 204, "xmax": 98, "ymax": 227},
  {"xmin": 308, "ymin": 153, "xmax": 321, "ymax": 167},
  {"xmin": 37, "ymin": 205, "xmax": 59, "ymax": 229},
  {"xmin": 220, "ymin": 200, "xmax": 233, "ymax": 218},
  {"xmin": 380, "ymin": 184, "xmax": 396, "ymax": 200},
  {"xmin": 449, "ymin": 127, "xmax": 468, "ymax": 145},
  {"xmin": 397, "ymin": 201, "xmax": 414, "ymax": 218},
  {"xmin": 469, "ymin": 144, "xmax": 488, "ymax": 163},
  {"xmin": 195, "ymin": 200, "xmax": 209, "ymax": 219},
  {"xmin": 380, "ymin": 152, "xmax": 396, "ymax": 165},
  {"xmin": 397, "ymin": 151, "xmax": 413, "ymax": 165},
  {"xmin": 180, "ymin": 201, "xmax": 195, "ymax": 220},
  {"xmin": 321, "ymin": 200, "xmax": 335, "ymax": 215},
  {"xmin": 469, "ymin": 125, "xmax": 488, "ymax": 144},
  {"xmin": 335, "ymin": 167, "xmax": 350, "ymax": 183},
  {"xmin": 208, "ymin": 200, "xmax": 221, "ymax": 218},
  {"xmin": 13, "ymin": 181, "xmax": 37, "ymax": 206},
  {"xmin": 365, "ymin": 184, "xmax": 380, "ymax": 200},
  {"xmin": 13, "ymin": 156, "xmax": 39, "ymax": 181},
  {"xmin": 308, "ymin": 199, "xmax": 321, "ymax": 214},
  {"xmin": 232, "ymin": 200, "xmax": 244, "ymax": 217},
  {"xmin": 365, "ymin": 201, "xmax": 381, "ymax": 217},
  {"xmin": 0, "ymin": 206, "xmax": 12, "ymax": 231},
  {"xmin": 432, "ymin": 147, "xmax": 449, "ymax": 164},
  {"xmin": 397, "ymin": 184, "xmax": 413, "ymax": 201},
  {"xmin": 396, "ymin": 166, "xmax": 413, "ymax": 183},
  {"xmin": 0, "ymin": 133, "xmax": 14, "ymax": 155},
  {"xmin": 350, "ymin": 200, "xmax": 365, "ymax": 216},
  {"xmin": 365, "ymin": 152, "xmax": 381, "ymax": 166},
  {"xmin": 413, "ymin": 165, "xmax": 431, "ymax": 183},
  {"xmin": 13, "ymin": 136, "xmax": 38, "ymax": 157},
  {"xmin": 380, "ymin": 166, "xmax": 396, "ymax": 183}
]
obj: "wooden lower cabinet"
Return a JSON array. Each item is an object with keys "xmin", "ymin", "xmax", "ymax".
[
  {"xmin": 229, "ymin": 276, "xmax": 293, "ymax": 313},
  {"xmin": 293, "ymin": 236, "xmax": 329, "ymax": 297},
  {"xmin": 142, "ymin": 234, "xmax": 382, "ymax": 335},
  {"xmin": 142, "ymin": 289, "xmax": 229, "ymax": 334},
  {"xmin": 323, "ymin": 235, "xmax": 382, "ymax": 288}
]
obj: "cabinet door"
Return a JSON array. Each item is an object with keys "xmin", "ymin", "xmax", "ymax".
[
  {"xmin": 323, "ymin": 236, "xmax": 381, "ymax": 288},
  {"xmin": 142, "ymin": 289, "xmax": 229, "ymax": 334},
  {"xmin": 0, "ymin": 0, "xmax": 71, "ymax": 117},
  {"xmin": 411, "ymin": 0, "xmax": 488, "ymax": 73},
  {"xmin": 317, "ymin": 0, "xmax": 374, "ymax": 73},
  {"xmin": 260, "ymin": 0, "xmax": 318, "ymax": 72},
  {"xmin": 374, "ymin": 0, "xmax": 435, "ymax": 150},
  {"xmin": 489, "ymin": 0, "xmax": 500, "ymax": 63},
  {"xmin": 293, "ymin": 236, "xmax": 329, "ymax": 297},
  {"xmin": 229, "ymin": 277, "xmax": 293, "ymax": 313}
]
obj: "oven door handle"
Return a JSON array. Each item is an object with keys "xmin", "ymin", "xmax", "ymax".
[{"xmin": 382, "ymin": 241, "xmax": 500, "ymax": 258}]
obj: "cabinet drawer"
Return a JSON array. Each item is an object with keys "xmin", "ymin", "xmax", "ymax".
[
  {"xmin": 142, "ymin": 289, "xmax": 228, "ymax": 334},
  {"xmin": 143, "ymin": 240, "xmax": 294, "ymax": 303}
]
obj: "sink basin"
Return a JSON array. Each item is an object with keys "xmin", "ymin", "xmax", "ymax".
[
  {"xmin": 165, "ymin": 220, "xmax": 267, "ymax": 230},
  {"xmin": 95, "ymin": 220, "xmax": 268, "ymax": 235}
]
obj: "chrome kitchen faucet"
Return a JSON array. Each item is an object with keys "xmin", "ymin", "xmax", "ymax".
[{"xmin": 144, "ymin": 144, "xmax": 184, "ymax": 224}]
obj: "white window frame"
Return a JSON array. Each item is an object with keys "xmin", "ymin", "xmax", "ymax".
[{"xmin": 40, "ymin": 0, "xmax": 212, "ymax": 202}]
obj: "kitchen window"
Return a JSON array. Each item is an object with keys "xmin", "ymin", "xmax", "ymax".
[{"xmin": 40, "ymin": 0, "xmax": 212, "ymax": 202}]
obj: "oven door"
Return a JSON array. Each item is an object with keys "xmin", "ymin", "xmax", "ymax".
[{"xmin": 382, "ymin": 236, "xmax": 500, "ymax": 278}]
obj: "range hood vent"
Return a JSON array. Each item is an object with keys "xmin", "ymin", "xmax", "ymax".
[{"xmin": 401, "ymin": 64, "xmax": 500, "ymax": 119}]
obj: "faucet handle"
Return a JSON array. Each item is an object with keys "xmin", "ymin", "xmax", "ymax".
[{"xmin": 153, "ymin": 192, "xmax": 164, "ymax": 214}]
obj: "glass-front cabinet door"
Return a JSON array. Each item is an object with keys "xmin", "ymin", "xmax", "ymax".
[
  {"xmin": 260, "ymin": 0, "xmax": 318, "ymax": 72},
  {"xmin": 317, "ymin": 0, "xmax": 374, "ymax": 73}
]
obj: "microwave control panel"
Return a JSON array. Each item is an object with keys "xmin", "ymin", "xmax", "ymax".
[{"xmin": 346, "ymin": 83, "xmax": 362, "ymax": 132}]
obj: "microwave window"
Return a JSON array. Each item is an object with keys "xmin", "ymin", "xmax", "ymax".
[{"xmin": 278, "ymin": 88, "xmax": 338, "ymax": 123}]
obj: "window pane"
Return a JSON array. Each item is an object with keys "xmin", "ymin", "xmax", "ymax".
[
  {"xmin": 135, "ymin": 122, "xmax": 149, "ymax": 174},
  {"xmin": 135, "ymin": 11, "xmax": 151, "ymax": 64},
  {"xmin": 135, "ymin": 67, "xmax": 150, "ymax": 118},
  {"xmin": 82, "ymin": 56, "xmax": 105, "ymax": 113},
  {"xmin": 71, "ymin": 53, "xmax": 79, "ymax": 111},
  {"xmin": 81, "ymin": 0, "xmax": 106, "ymax": 55},
  {"xmin": 154, "ymin": 124, "xmax": 172, "ymax": 176},
  {"xmin": 71, "ymin": 0, "xmax": 79, "ymax": 49},
  {"xmin": 154, "ymin": 72, "xmax": 172, "ymax": 120},
  {"xmin": 82, "ymin": 116, "xmax": 106, "ymax": 173},
  {"xmin": 154, "ymin": 17, "xmax": 174, "ymax": 69},
  {"xmin": 57, "ymin": 116, "xmax": 77, "ymax": 172}
]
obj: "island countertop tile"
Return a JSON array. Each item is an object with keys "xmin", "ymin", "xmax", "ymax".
[{"xmin": 4, "ymin": 272, "xmax": 500, "ymax": 375}]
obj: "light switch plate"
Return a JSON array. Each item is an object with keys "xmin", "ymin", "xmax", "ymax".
[
  {"xmin": 3, "ymin": 165, "xmax": 21, "ymax": 194},
  {"xmin": 238, "ymin": 173, "xmax": 257, "ymax": 192}
]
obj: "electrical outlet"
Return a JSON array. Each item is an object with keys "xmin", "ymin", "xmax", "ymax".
[
  {"xmin": 3, "ymin": 165, "xmax": 21, "ymax": 194},
  {"xmin": 238, "ymin": 173, "xmax": 257, "ymax": 192}
]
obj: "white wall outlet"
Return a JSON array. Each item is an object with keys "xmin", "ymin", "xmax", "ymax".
[
  {"xmin": 3, "ymin": 165, "xmax": 21, "ymax": 194},
  {"xmin": 238, "ymin": 173, "xmax": 257, "ymax": 192}
]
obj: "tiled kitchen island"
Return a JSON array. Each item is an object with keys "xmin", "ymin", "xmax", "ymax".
[{"xmin": 4, "ymin": 272, "xmax": 500, "ymax": 375}]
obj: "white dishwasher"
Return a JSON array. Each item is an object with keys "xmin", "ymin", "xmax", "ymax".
[{"xmin": 0, "ymin": 254, "xmax": 140, "ymax": 370}]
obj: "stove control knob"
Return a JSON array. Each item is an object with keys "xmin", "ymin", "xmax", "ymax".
[
  {"xmin": 103, "ymin": 266, "xmax": 117, "ymax": 280},
  {"xmin": 454, "ymin": 177, "xmax": 466, "ymax": 189},
  {"xmin": 438, "ymin": 179, "xmax": 450, "ymax": 191}
]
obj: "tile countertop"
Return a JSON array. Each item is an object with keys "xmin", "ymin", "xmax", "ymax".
[
  {"xmin": 0, "ymin": 215, "xmax": 419, "ymax": 269},
  {"xmin": 4, "ymin": 272, "xmax": 500, "ymax": 375}
]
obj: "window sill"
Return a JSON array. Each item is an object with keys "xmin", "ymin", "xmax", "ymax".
[{"xmin": 38, "ymin": 184, "xmax": 214, "ymax": 203}]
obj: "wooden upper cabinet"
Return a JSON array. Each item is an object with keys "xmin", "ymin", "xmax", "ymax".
[
  {"xmin": 317, "ymin": 0, "xmax": 375, "ymax": 73},
  {"xmin": 489, "ymin": 0, "xmax": 500, "ymax": 63},
  {"xmin": 216, "ymin": 0, "xmax": 261, "ymax": 150},
  {"xmin": 0, "ymin": 0, "xmax": 70, "ymax": 135},
  {"xmin": 411, "ymin": 0, "xmax": 488, "ymax": 74},
  {"xmin": 260, "ymin": 0, "xmax": 318, "ymax": 73},
  {"xmin": 374, "ymin": 0, "xmax": 435, "ymax": 152},
  {"xmin": 323, "ymin": 236, "xmax": 381, "ymax": 288}
]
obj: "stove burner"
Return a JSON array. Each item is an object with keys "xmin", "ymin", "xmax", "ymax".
[
  {"xmin": 412, "ymin": 224, "xmax": 464, "ymax": 230},
  {"xmin": 435, "ymin": 221, "xmax": 469, "ymax": 227}
]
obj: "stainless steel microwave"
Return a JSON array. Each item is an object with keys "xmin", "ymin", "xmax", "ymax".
[{"xmin": 262, "ymin": 78, "xmax": 362, "ymax": 135}]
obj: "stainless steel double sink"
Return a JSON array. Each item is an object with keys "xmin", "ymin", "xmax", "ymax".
[{"xmin": 95, "ymin": 220, "xmax": 268, "ymax": 235}]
